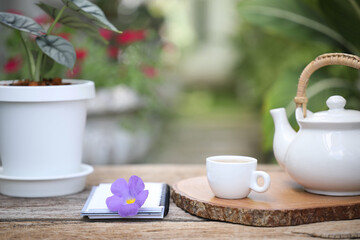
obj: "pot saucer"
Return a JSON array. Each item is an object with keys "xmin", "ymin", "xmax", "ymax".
[{"xmin": 0, "ymin": 164, "xmax": 93, "ymax": 198}]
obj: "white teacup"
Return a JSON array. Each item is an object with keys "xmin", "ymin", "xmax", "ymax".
[{"xmin": 206, "ymin": 155, "xmax": 271, "ymax": 199}]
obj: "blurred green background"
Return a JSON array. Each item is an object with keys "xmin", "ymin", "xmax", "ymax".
[{"xmin": 0, "ymin": 0, "xmax": 359, "ymax": 164}]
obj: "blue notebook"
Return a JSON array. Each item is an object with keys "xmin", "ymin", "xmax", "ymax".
[{"xmin": 81, "ymin": 183, "xmax": 170, "ymax": 219}]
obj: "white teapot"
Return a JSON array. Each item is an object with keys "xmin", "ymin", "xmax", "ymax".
[{"xmin": 270, "ymin": 53, "xmax": 360, "ymax": 196}]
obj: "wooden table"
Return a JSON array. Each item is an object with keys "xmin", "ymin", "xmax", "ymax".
[{"xmin": 0, "ymin": 164, "xmax": 359, "ymax": 239}]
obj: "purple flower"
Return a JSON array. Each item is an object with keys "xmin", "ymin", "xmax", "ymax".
[{"xmin": 106, "ymin": 175, "xmax": 149, "ymax": 217}]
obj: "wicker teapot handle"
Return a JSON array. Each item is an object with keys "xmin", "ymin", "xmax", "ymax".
[{"xmin": 294, "ymin": 53, "xmax": 360, "ymax": 117}]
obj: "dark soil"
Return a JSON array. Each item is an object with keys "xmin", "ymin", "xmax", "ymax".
[{"xmin": 1, "ymin": 78, "xmax": 71, "ymax": 86}]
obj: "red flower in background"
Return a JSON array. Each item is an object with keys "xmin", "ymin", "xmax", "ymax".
[
  {"xmin": 141, "ymin": 65, "xmax": 157, "ymax": 78},
  {"xmin": 6, "ymin": 9, "xmax": 23, "ymax": 15},
  {"xmin": 100, "ymin": 29, "xmax": 147, "ymax": 60},
  {"xmin": 34, "ymin": 14, "xmax": 52, "ymax": 25},
  {"xmin": 107, "ymin": 46, "xmax": 119, "ymax": 59},
  {"xmin": 117, "ymin": 30, "xmax": 146, "ymax": 45},
  {"xmin": 57, "ymin": 32, "xmax": 71, "ymax": 41},
  {"xmin": 4, "ymin": 56, "xmax": 22, "ymax": 74},
  {"xmin": 99, "ymin": 28, "xmax": 114, "ymax": 41},
  {"xmin": 76, "ymin": 49, "xmax": 88, "ymax": 61},
  {"xmin": 66, "ymin": 49, "xmax": 88, "ymax": 78}
]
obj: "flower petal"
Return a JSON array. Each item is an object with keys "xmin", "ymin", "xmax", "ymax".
[
  {"xmin": 111, "ymin": 178, "xmax": 130, "ymax": 197},
  {"xmin": 118, "ymin": 203, "xmax": 140, "ymax": 217},
  {"xmin": 99, "ymin": 28, "xmax": 113, "ymax": 41},
  {"xmin": 106, "ymin": 195, "xmax": 125, "ymax": 212},
  {"xmin": 135, "ymin": 190, "xmax": 149, "ymax": 208},
  {"xmin": 128, "ymin": 175, "xmax": 145, "ymax": 196}
]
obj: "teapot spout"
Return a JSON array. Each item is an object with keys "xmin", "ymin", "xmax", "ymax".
[{"xmin": 270, "ymin": 108, "xmax": 296, "ymax": 169}]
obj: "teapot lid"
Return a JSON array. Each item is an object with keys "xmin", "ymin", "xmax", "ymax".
[{"xmin": 297, "ymin": 95, "xmax": 360, "ymax": 123}]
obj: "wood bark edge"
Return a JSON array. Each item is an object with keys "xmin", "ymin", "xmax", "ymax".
[{"xmin": 171, "ymin": 187, "xmax": 360, "ymax": 227}]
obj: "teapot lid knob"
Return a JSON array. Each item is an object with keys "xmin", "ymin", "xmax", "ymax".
[{"xmin": 326, "ymin": 95, "xmax": 346, "ymax": 110}]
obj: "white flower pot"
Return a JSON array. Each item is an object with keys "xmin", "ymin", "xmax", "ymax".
[{"xmin": 0, "ymin": 80, "xmax": 95, "ymax": 197}]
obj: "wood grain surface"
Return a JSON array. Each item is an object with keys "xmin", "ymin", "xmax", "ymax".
[
  {"xmin": 0, "ymin": 164, "xmax": 359, "ymax": 239},
  {"xmin": 171, "ymin": 173, "xmax": 360, "ymax": 226}
]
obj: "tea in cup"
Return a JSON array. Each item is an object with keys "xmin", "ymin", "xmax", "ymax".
[{"xmin": 206, "ymin": 155, "xmax": 271, "ymax": 199}]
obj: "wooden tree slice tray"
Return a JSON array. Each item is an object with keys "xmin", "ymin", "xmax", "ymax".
[{"xmin": 171, "ymin": 172, "xmax": 360, "ymax": 226}]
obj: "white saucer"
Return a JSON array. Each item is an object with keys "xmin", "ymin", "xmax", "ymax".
[{"xmin": 0, "ymin": 164, "xmax": 93, "ymax": 198}]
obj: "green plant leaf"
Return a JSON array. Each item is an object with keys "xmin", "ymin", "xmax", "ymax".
[
  {"xmin": 237, "ymin": 0, "xmax": 358, "ymax": 54},
  {"xmin": 37, "ymin": 2, "xmax": 108, "ymax": 44},
  {"xmin": 36, "ymin": 35, "xmax": 76, "ymax": 69},
  {"xmin": 318, "ymin": 0, "xmax": 360, "ymax": 54},
  {"xmin": 62, "ymin": 0, "xmax": 120, "ymax": 32},
  {"xmin": 0, "ymin": 12, "xmax": 45, "ymax": 36}
]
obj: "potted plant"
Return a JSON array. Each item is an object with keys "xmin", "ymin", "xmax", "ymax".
[
  {"xmin": 0, "ymin": 0, "xmax": 120, "ymax": 197},
  {"xmin": 47, "ymin": 1, "xmax": 176, "ymax": 165}
]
